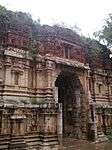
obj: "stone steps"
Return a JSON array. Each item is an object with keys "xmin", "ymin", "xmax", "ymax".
[
  {"xmin": 96, "ymin": 132, "xmax": 108, "ymax": 143},
  {"xmin": 0, "ymin": 134, "xmax": 58, "ymax": 150},
  {"xmin": 9, "ymin": 136, "xmax": 28, "ymax": 150},
  {"xmin": 0, "ymin": 135, "xmax": 10, "ymax": 150},
  {"xmin": 25, "ymin": 134, "xmax": 58, "ymax": 149},
  {"xmin": 24, "ymin": 135, "xmax": 40, "ymax": 149}
]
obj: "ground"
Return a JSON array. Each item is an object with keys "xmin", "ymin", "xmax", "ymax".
[{"xmin": 59, "ymin": 138, "xmax": 112, "ymax": 150}]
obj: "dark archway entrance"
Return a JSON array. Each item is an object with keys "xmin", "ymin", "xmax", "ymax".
[{"xmin": 55, "ymin": 71, "xmax": 83, "ymax": 138}]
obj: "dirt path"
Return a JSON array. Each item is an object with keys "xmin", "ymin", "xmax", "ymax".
[{"xmin": 59, "ymin": 139, "xmax": 112, "ymax": 150}]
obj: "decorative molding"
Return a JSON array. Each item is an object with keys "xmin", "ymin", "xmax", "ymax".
[{"xmin": 4, "ymin": 47, "xmax": 27, "ymax": 58}]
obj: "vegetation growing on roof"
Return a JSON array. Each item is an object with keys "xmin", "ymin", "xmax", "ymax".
[
  {"xmin": 0, "ymin": 5, "xmax": 41, "ymax": 59},
  {"xmin": 94, "ymin": 13, "xmax": 112, "ymax": 48},
  {"xmin": 0, "ymin": 5, "xmax": 111, "ymax": 68},
  {"xmin": 81, "ymin": 36, "xmax": 112, "ymax": 69}
]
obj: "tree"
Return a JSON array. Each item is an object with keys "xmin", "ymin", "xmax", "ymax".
[
  {"xmin": 0, "ymin": 5, "xmax": 41, "ymax": 59},
  {"xmin": 94, "ymin": 14, "xmax": 112, "ymax": 48},
  {"xmin": 0, "ymin": 5, "xmax": 6, "ymax": 15},
  {"xmin": 81, "ymin": 35, "xmax": 112, "ymax": 69}
]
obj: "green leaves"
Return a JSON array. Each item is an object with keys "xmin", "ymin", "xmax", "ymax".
[
  {"xmin": 0, "ymin": 5, "xmax": 41, "ymax": 59},
  {"xmin": 28, "ymin": 39, "xmax": 40, "ymax": 60},
  {"xmin": 0, "ymin": 5, "xmax": 6, "ymax": 15},
  {"xmin": 94, "ymin": 13, "xmax": 112, "ymax": 47},
  {"xmin": 81, "ymin": 36, "xmax": 102, "ymax": 56},
  {"xmin": 81, "ymin": 35, "xmax": 111, "ymax": 69}
]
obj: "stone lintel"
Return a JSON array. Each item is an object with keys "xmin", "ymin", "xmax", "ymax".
[
  {"xmin": 11, "ymin": 115, "xmax": 26, "ymax": 119},
  {"xmin": 44, "ymin": 55, "xmax": 90, "ymax": 69},
  {"xmin": 0, "ymin": 103, "xmax": 59, "ymax": 109}
]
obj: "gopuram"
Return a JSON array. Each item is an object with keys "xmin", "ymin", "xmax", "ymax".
[{"xmin": 0, "ymin": 19, "xmax": 112, "ymax": 150}]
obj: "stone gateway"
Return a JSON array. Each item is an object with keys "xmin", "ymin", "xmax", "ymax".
[{"xmin": 0, "ymin": 24, "xmax": 112, "ymax": 150}]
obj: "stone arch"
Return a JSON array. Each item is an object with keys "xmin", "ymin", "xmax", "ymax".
[{"xmin": 55, "ymin": 70, "xmax": 84, "ymax": 138}]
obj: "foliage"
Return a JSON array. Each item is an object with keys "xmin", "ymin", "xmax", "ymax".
[
  {"xmin": 28, "ymin": 39, "xmax": 40, "ymax": 60},
  {"xmin": 0, "ymin": 5, "xmax": 6, "ymax": 15},
  {"xmin": 82, "ymin": 37, "xmax": 101, "ymax": 55},
  {"xmin": 0, "ymin": 4, "xmax": 39, "ymax": 28},
  {"xmin": 81, "ymin": 36, "xmax": 111, "ymax": 69},
  {"xmin": 106, "ymin": 129, "xmax": 112, "ymax": 141},
  {"xmin": 52, "ymin": 22, "xmax": 81, "ymax": 33},
  {"xmin": 94, "ymin": 13, "xmax": 112, "ymax": 47},
  {"xmin": 0, "ymin": 5, "xmax": 111, "ymax": 65},
  {"xmin": 0, "ymin": 5, "xmax": 41, "ymax": 59},
  {"xmin": 31, "ymin": 98, "xmax": 39, "ymax": 104}
]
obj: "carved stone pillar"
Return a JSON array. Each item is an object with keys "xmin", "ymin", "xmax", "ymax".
[
  {"xmin": 79, "ymin": 70, "xmax": 90, "ymax": 139},
  {"xmin": 90, "ymin": 102, "xmax": 98, "ymax": 141},
  {"xmin": 54, "ymin": 87, "xmax": 58, "ymax": 103},
  {"xmin": 74, "ymin": 89, "xmax": 81, "ymax": 138},
  {"xmin": 45, "ymin": 59, "xmax": 55, "ymax": 87},
  {"xmin": 39, "ymin": 103, "xmax": 59, "ymax": 150},
  {"xmin": 97, "ymin": 113, "xmax": 103, "ymax": 133},
  {"xmin": 1, "ymin": 109, "xmax": 11, "ymax": 135},
  {"xmin": 45, "ymin": 59, "xmax": 55, "ymax": 102},
  {"xmin": 57, "ymin": 103, "xmax": 62, "ymax": 144},
  {"xmin": 10, "ymin": 115, "xmax": 26, "ymax": 136}
]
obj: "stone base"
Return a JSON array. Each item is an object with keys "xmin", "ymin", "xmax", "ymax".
[
  {"xmin": 0, "ymin": 135, "xmax": 10, "ymax": 150},
  {"xmin": 0, "ymin": 103, "xmax": 59, "ymax": 149},
  {"xmin": 38, "ymin": 135, "xmax": 59, "ymax": 150},
  {"xmin": 95, "ymin": 132, "xmax": 108, "ymax": 143},
  {"xmin": 0, "ymin": 134, "xmax": 59, "ymax": 150}
]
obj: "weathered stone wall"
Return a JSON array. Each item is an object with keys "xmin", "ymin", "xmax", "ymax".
[
  {"xmin": 0, "ymin": 26, "xmax": 112, "ymax": 149},
  {"xmin": 88, "ymin": 69, "xmax": 112, "ymax": 142},
  {"xmin": 38, "ymin": 36, "xmax": 86, "ymax": 64},
  {"xmin": 0, "ymin": 103, "xmax": 59, "ymax": 149},
  {"xmin": 0, "ymin": 56, "xmax": 33, "ymax": 104}
]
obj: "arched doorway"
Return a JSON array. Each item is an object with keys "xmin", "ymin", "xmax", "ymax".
[{"xmin": 55, "ymin": 71, "xmax": 83, "ymax": 138}]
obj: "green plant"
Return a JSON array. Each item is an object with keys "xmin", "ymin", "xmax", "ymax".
[
  {"xmin": 31, "ymin": 98, "xmax": 38, "ymax": 104},
  {"xmin": 106, "ymin": 129, "xmax": 112, "ymax": 141}
]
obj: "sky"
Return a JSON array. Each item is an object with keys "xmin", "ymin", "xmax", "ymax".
[{"xmin": 1, "ymin": 0, "xmax": 112, "ymax": 37}]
